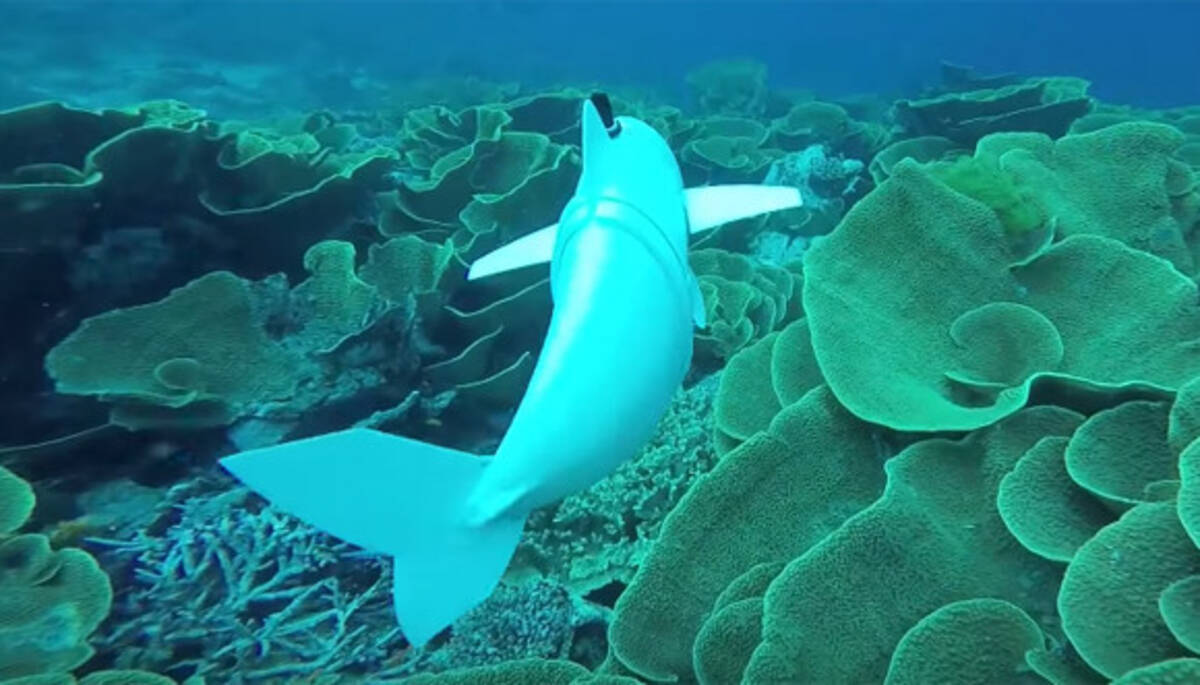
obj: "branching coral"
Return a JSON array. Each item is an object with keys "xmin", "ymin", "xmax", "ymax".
[{"xmin": 87, "ymin": 480, "xmax": 404, "ymax": 682}]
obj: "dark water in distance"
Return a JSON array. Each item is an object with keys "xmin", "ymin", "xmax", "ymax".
[{"xmin": 3, "ymin": 0, "xmax": 1198, "ymax": 113}]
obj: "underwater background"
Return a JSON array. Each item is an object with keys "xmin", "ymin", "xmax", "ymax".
[{"xmin": 2, "ymin": 0, "xmax": 1200, "ymax": 683}]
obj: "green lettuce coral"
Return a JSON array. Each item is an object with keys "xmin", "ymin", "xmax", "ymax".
[
  {"xmin": 609, "ymin": 386, "xmax": 887, "ymax": 682},
  {"xmin": 44, "ymin": 271, "xmax": 302, "ymax": 428},
  {"xmin": 0, "ymin": 467, "xmax": 112, "ymax": 679},
  {"xmin": 1001, "ymin": 121, "xmax": 1199, "ymax": 275},
  {"xmin": 926, "ymin": 154, "xmax": 1046, "ymax": 238},
  {"xmin": 688, "ymin": 248, "xmax": 801, "ymax": 364},
  {"xmin": 43, "ymin": 232, "xmax": 460, "ymax": 432},
  {"xmin": 684, "ymin": 59, "xmax": 770, "ymax": 117},
  {"xmin": 601, "ymin": 98, "xmax": 1200, "ymax": 685},
  {"xmin": 802, "ymin": 152, "xmax": 1200, "ymax": 433},
  {"xmin": 380, "ymin": 129, "xmax": 578, "ymax": 261},
  {"xmin": 893, "ymin": 77, "xmax": 1093, "ymax": 146}
]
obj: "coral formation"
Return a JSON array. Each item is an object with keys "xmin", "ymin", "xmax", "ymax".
[
  {"xmin": 0, "ymin": 466, "xmax": 112, "ymax": 680},
  {"xmin": 88, "ymin": 479, "xmax": 402, "ymax": 681},
  {"xmin": 2, "ymin": 51, "xmax": 1199, "ymax": 685}
]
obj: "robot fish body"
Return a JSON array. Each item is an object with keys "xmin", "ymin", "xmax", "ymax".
[{"xmin": 220, "ymin": 93, "xmax": 803, "ymax": 647}]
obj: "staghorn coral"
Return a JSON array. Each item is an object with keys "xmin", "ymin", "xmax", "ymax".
[{"xmin": 87, "ymin": 480, "xmax": 404, "ymax": 683}]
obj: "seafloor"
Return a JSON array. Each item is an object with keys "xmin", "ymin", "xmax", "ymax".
[{"xmin": 1, "ymin": 55, "xmax": 1199, "ymax": 685}]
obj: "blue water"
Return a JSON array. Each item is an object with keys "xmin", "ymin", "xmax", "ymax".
[{"xmin": 5, "ymin": 1, "xmax": 1198, "ymax": 113}]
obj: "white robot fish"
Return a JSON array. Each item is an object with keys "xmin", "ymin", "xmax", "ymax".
[{"xmin": 221, "ymin": 93, "xmax": 802, "ymax": 646}]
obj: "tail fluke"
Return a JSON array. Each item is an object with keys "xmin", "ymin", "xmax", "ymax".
[{"xmin": 219, "ymin": 428, "xmax": 526, "ymax": 646}]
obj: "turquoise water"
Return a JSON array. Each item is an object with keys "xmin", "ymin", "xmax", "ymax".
[
  {"xmin": 5, "ymin": 1, "xmax": 1199, "ymax": 113},
  {"xmin": 1, "ymin": 2, "xmax": 1199, "ymax": 684}
]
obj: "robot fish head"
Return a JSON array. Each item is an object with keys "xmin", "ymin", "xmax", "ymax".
[
  {"xmin": 463, "ymin": 93, "xmax": 801, "ymax": 288},
  {"xmin": 574, "ymin": 93, "xmax": 688, "ymax": 253}
]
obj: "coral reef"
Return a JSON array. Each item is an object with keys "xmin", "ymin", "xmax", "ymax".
[
  {"xmin": 0, "ymin": 466, "xmax": 112, "ymax": 679},
  {"xmin": 2, "ymin": 53, "xmax": 1199, "ymax": 685},
  {"xmin": 604, "ymin": 103, "xmax": 1200, "ymax": 685},
  {"xmin": 87, "ymin": 478, "xmax": 402, "ymax": 682}
]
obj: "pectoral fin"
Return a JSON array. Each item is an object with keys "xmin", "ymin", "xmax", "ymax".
[
  {"xmin": 466, "ymin": 185, "xmax": 802, "ymax": 280},
  {"xmin": 689, "ymin": 274, "xmax": 707, "ymax": 329},
  {"xmin": 685, "ymin": 185, "xmax": 804, "ymax": 234},
  {"xmin": 466, "ymin": 223, "xmax": 559, "ymax": 281}
]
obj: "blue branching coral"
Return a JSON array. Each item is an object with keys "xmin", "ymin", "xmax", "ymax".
[{"xmin": 87, "ymin": 479, "xmax": 406, "ymax": 682}]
